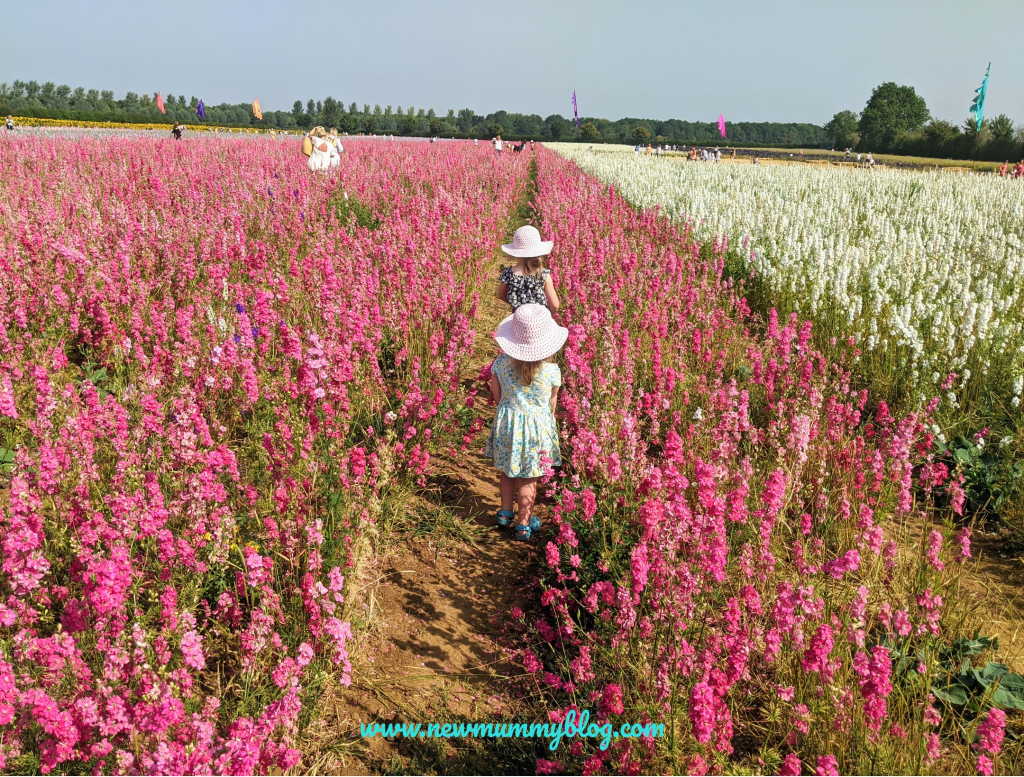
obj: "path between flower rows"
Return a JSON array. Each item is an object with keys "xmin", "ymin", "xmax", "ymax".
[{"xmin": 300, "ymin": 185, "xmax": 546, "ymax": 775}]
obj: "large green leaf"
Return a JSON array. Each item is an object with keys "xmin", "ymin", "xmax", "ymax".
[
  {"xmin": 933, "ymin": 683, "xmax": 970, "ymax": 706},
  {"xmin": 0, "ymin": 447, "xmax": 13, "ymax": 472},
  {"xmin": 991, "ymin": 686, "xmax": 1024, "ymax": 710}
]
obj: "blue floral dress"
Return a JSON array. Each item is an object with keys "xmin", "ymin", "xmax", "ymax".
[{"xmin": 485, "ymin": 353, "xmax": 562, "ymax": 478}]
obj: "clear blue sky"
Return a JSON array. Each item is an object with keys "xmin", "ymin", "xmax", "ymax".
[{"xmin": 2, "ymin": 0, "xmax": 1021, "ymax": 125}]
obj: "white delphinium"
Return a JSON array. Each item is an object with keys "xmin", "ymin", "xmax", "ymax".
[{"xmin": 549, "ymin": 143, "xmax": 1024, "ymax": 404}]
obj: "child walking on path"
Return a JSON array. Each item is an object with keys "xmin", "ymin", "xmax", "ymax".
[
  {"xmin": 485, "ymin": 303, "xmax": 567, "ymax": 541},
  {"xmin": 497, "ymin": 225, "xmax": 560, "ymax": 312}
]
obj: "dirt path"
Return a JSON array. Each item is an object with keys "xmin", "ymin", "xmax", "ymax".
[{"xmin": 300, "ymin": 170, "xmax": 549, "ymax": 775}]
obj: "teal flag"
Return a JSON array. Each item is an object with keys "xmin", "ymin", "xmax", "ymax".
[{"xmin": 969, "ymin": 63, "xmax": 990, "ymax": 132}]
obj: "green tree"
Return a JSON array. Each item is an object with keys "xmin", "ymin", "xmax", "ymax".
[
  {"xmin": 858, "ymin": 82, "xmax": 930, "ymax": 152},
  {"xmin": 823, "ymin": 110, "xmax": 859, "ymax": 149},
  {"xmin": 632, "ymin": 125, "xmax": 652, "ymax": 143},
  {"xmin": 349, "ymin": 102, "xmax": 358, "ymax": 114},
  {"xmin": 580, "ymin": 121, "xmax": 599, "ymax": 141},
  {"xmin": 429, "ymin": 116, "xmax": 443, "ymax": 135},
  {"xmin": 24, "ymin": 81, "xmax": 40, "ymax": 99},
  {"xmin": 306, "ymin": 99, "xmax": 316, "ymax": 116},
  {"xmin": 363, "ymin": 115, "xmax": 378, "ymax": 133},
  {"xmin": 320, "ymin": 97, "xmax": 342, "ymax": 129},
  {"xmin": 546, "ymin": 114, "xmax": 567, "ymax": 139},
  {"xmin": 457, "ymin": 108, "xmax": 475, "ymax": 132},
  {"xmin": 988, "ymin": 114, "xmax": 1015, "ymax": 144},
  {"xmin": 292, "ymin": 100, "xmax": 304, "ymax": 119},
  {"xmin": 401, "ymin": 115, "xmax": 418, "ymax": 134},
  {"xmin": 488, "ymin": 123, "xmax": 503, "ymax": 137}
]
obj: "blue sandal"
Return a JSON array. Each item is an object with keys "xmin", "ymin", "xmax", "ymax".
[
  {"xmin": 514, "ymin": 524, "xmax": 532, "ymax": 541},
  {"xmin": 496, "ymin": 509, "xmax": 514, "ymax": 528},
  {"xmin": 529, "ymin": 515, "xmax": 541, "ymax": 532}
]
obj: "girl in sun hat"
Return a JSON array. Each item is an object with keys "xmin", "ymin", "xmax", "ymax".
[
  {"xmin": 497, "ymin": 225, "xmax": 561, "ymax": 313},
  {"xmin": 485, "ymin": 303, "xmax": 568, "ymax": 541}
]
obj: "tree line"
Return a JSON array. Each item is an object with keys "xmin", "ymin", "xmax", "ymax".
[
  {"xmin": 825, "ymin": 82, "xmax": 1024, "ymax": 162},
  {"xmin": 0, "ymin": 78, "xmax": 827, "ymax": 146}
]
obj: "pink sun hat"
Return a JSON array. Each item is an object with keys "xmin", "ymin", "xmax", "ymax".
[
  {"xmin": 501, "ymin": 225, "xmax": 554, "ymax": 258},
  {"xmin": 494, "ymin": 303, "xmax": 568, "ymax": 362}
]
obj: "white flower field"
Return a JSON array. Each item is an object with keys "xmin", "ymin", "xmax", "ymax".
[{"xmin": 550, "ymin": 144, "xmax": 1024, "ymax": 411}]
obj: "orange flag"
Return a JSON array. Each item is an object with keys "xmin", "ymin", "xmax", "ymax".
[
  {"xmin": 156, "ymin": 93, "xmax": 166, "ymax": 114},
  {"xmin": 252, "ymin": 99, "xmax": 263, "ymax": 121}
]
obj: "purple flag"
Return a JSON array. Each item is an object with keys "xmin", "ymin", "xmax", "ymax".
[
  {"xmin": 572, "ymin": 91, "xmax": 579, "ymax": 127},
  {"xmin": 196, "ymin": 100, "xmax": 206, "ymax": 120}
]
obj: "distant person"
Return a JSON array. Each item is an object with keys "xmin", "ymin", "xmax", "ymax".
[
  {"xmin": 731, "ymin": 148, "xmax": 736, "ymax": 162},
  {"xmin": 474, "ymin": 138, "xmax": 478, "ymax": 146},
  {"xmin": 1014, "ymin": 160, "xmax": 1024, "ymax": 179},
  {"xmin": 856, "ymin": 152, "xmax": 862, "ymax": 163},
  {"xmin": 5, "ymin": 115, "xmax": 13, "ymax": 132},
  {"xmin": 328, "ymin": 127, "xmax": 343, "ymax": 167},
  {"xmin": 866, "ymin": 152, "xmax": 875, "ymax": 169},
  {"xmin": 171, "ymin": 122, "xmax": 183, "ymax": 140},
  {"xmin": 752, "ymin": 155, "xmax": 760, "ymax": 165},
  {"xmin": 307, "ymin": 126, "xmax": 332, "ymax": 172},
  {"xmin": 999, "ymin": 161, "xmax": 1008, "ymax": 177}
]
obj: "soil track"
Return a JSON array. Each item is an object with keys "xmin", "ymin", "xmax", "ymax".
[{"xmin": 300, "ymin": 163, "xmax": 549, "ymax": 774}]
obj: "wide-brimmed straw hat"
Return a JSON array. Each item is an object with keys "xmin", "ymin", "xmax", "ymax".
[
  {"xmin": 494, "ymin": 303, "xmax": 568, "ymax": 362},
  {"xmin": 502, "ymin": 225, "xmax": 554, "ymax": 258}
]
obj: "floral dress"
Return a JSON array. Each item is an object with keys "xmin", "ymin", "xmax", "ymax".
[
  {"xmin": 485, "ymin": 353, "xmax": 562, "ymax": 478},
  {"xmin": 500, "ymin": 266, "xmax": 551, "ymax": 310}
]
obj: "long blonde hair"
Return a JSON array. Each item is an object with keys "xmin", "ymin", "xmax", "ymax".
[
  {"xmin": 511, "ymin": 355, "xmax": 553, "ymax": 386},
  {"xmin": 525, "ymin": 256, "xmax": 546, "ymax": 276}
]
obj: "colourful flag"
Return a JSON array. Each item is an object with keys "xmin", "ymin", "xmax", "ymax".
[
  {"xmin": 196, "ymin": 100, "xmax": 206, "ymax": 120},
  {"xmin": 572, "ymin": 91, "xmax": 579, "ymax": 127},
  {"xmin": 156, "ymin": 92, "xmax": 166, "ymax": 114},
  {"xmin": 970, "ymin": 63, "xmax": 991, "ymax": 132},
  {"xmin": 252, "ymin": 99, "xmax": 263, "ymax": 121},
  {"xmin": 718, "ymin": 114, "xmax": 726, "ymax": 139}
]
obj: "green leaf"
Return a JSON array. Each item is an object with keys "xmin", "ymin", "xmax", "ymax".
[
  {"xmin": 982, "ymin": 662, "xmax": 1010, "ymax": 681},
  {"xmin": 996, "ymin": 673, "xmax": 1024, "ymax": 694},
  {"xmin": 991, "ymin": 686, "xmax": 1024, "ymax": 710},
  {"xmin": 0, "ymin": 447, "xmax": 13, "ymax": 472},
  {"xmin": 933, "ymin": 683, "xmax": 970, "ymax": 706}
]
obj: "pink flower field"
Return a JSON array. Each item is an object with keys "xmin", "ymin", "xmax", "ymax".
[
  {"xmin": 0, "ymin": 136, "xmax": 527, "ymax": 773},
  {"xmin": 0, "ymin": 137, "xmax": 1013, "ymax": 775}
]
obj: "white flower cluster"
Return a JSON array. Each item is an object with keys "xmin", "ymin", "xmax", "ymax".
[{"xmin": 549, "ymin": 144, "xmax": 1024, "ymax": 402}]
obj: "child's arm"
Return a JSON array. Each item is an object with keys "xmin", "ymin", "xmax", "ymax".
[
  {"xmin": 549, "ymin": 386, "xmax": 559, "ymax": 413},
  {"xmin": 543, "ymin": 274, "xmax": 560, "ymax": 312},
  {"xmin": 497, "ymin": 281, "xmax": 509, "ymax": 304},
  {"xmin": 489, "ymin": 373, "xmax": 502, "ymax": 404}
]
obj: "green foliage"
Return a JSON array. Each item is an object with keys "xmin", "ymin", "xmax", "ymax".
[
  {"xmin": 935, "ymin": 435, "xmax": 1023, "ymax": 518},
  {"xmin": 319, "ymin": 96, "xmax": 343, "ymax": 130},
  {"xmin": 858, "ymin": 82, "xmax": 930, "ymax": 152},
  {"xmin": 0, "ymin": 447, "xmax": 14, "ymax": 472},
  {"xmin": 429, "ymin": 116, "xmax": 443, "ymax": 135},
  {"xmin": 632, "ymin": 125, "xmax": 652, "ymax": 143},
  {"xmin": 824, "ymin": 109, "xmax": 859, "ymax": 148},
  {"xmin": 580, "ymin": 121, "xmax": 599, "ymax": 141},
  {"xmin": 331, "ymin": 191, "xmax": 381, "ymax": 233}
]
